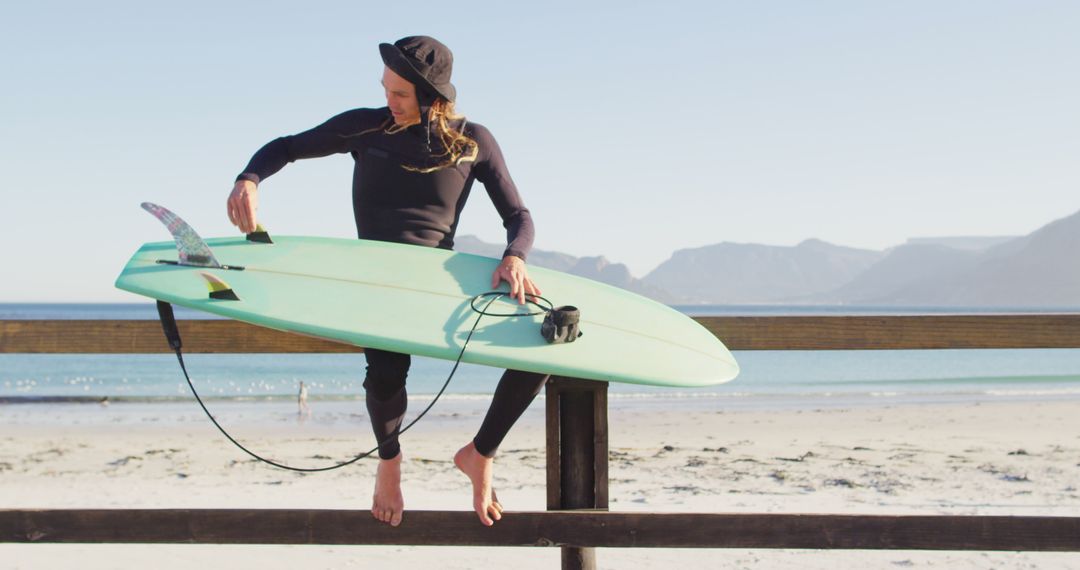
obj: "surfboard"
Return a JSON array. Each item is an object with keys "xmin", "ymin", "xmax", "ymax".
[{"xmin": 115, "ymin": 204, "xmax": 739, "ymax": 387}]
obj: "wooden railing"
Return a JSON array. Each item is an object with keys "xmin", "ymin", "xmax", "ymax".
[
  {"xmin": 3, "ymin": 314, "xmax": 1080, "ymax": 570},
  {"xmin": 5, "ymin": 509, "xmax": 1079, "ymax": 550},
  {"xmin": 4, "ymin": 314, "xmax": 1080, "ymax": 353}
]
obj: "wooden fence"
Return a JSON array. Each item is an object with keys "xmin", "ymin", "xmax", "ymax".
[{"xmin": 3, "ymin": 314, "xmax": 1080, "ymax": 569}]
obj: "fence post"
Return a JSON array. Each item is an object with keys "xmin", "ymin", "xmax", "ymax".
[{"xmin": 546, "ymin": 376, "xmax": 609, "ymax": 570}]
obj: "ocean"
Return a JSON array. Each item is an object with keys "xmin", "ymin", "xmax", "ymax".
[{"xmin": 4, "ymin": 303, "xmax": 1080, "ymax": 415}]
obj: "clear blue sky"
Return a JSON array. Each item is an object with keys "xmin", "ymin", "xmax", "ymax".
[{"xmin": 2, "ymin": 1, "xmax": 1078, "ymax": 301}]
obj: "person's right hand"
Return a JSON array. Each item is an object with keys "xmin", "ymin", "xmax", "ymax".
[{"xmin": 227, "ymin": 179, "xmax": 259, "ymax": 233}]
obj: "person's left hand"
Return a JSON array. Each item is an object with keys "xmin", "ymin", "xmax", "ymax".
[{"xmin": 491, "ymin": 255, "xmax": 542, "ymax": 305}]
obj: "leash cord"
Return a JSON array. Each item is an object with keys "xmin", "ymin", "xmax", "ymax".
[{"xmin": 159, "ymin": 292, "xmax": 551, "ymax": 472}]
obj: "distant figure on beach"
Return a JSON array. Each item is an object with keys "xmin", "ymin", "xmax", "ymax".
[
  {"xmin": 297, "ymin": 381, "xmax": 310, "ymax": 418},
  {"xmin": 228, "ymin": 36, "xmax": 544, "ymax": 528}
]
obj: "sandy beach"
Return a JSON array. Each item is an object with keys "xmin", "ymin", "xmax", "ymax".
[{"xmin": 2, "ymin": 399, "xmax": 1079, "ymax": 568}]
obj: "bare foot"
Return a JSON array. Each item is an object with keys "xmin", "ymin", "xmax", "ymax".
[
  {"xmin": 372, "ymin": 453, "xmax": 404, "ymax": 527},
  {"xmin": 454, "ymin": 441, "xmax": 503, "ymax": 526}
]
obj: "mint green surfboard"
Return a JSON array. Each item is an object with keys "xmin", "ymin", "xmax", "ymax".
[{"xmin": 115, "ymin": 204, "xmax": 739, "ymax": 387}]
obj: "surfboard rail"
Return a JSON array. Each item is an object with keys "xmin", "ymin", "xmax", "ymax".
[{"xmin": 114, "ymin": 232, "xmax": 742, "ymax": 388}]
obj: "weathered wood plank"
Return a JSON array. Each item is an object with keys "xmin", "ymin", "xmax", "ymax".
[
  {"xmin": 697, "ymin": 314, "xmax": 1080, "ymax": 350},
  {"xmin": 559, "ymin": 389, "xmax": 595, "ymax": 510},
  {"xmin": 545, "ymin": 380, "xmax": 561, "ymax": 511},
  {"xmin": 2, "ymin": 510, "xmax": 1078, "ymax": 551},
  {"xmin": 4, "ymin": 315, "xmax": 1080, "ymax": 353},
  {"xmin": 592, "ymin": 384, "xmax": 609, "ymax": 511},
  {"xmin": 546, "ymin": 377, "xmax": 610, "ymax": 570},
  {"xmin": 0, "ymin": 320, "xmax": 359, "ymax": 354}
]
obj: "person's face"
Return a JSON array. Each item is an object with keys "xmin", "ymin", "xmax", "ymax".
[{"xmin": 382, "ymin": 67, "xmax": 421, "ymax": 126}]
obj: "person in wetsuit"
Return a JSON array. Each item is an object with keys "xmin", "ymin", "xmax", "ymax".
[{"xmin": 226, "ymin": 36, "xmax": 547, "ymax": 528}]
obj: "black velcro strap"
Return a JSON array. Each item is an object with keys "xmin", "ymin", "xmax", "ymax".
[
  {"xmin": 155, "ymin": 300, "xmax": 183, "ymax": 352},
  {"xmin": 541, "ymin": 305, "xmax": 583, "ymax": 344}
]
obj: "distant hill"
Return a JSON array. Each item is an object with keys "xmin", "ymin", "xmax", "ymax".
[
  {"xmin": 797, "ymin": 243, "xmax": 983, "ymax": 304},
  {"xmin": 902, "ymin": 236, "xmax": 1016, "ymax": 251},
  {"xmin": 870, "ymin": 210, "xmax": 1080, "ymax": 307},
  {"xmin": 453, "ymin": 235, "xmax": 675, "ymax": 301},
  {"xmin": 641, "ymin": 239, "xmax": 884, "ymax": 304},
  {"xmin": 456, "ymin": 208, "xmax": 1080, "ymax": 309}
]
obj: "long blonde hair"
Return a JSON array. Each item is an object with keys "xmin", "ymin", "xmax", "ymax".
[{"xmin": 384, "ymin": 99, "xmax": 479, "ymax": 173}]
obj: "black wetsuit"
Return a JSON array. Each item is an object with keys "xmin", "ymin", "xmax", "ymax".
[{"xmin": 238, "ymin": 107, "xmax": 548, "ymax": 459}]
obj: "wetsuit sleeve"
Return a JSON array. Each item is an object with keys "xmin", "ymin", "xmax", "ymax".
[
  {"xmin": 472, "ymin": 126, "xmax": 535, "ymax": 261},
  {"xmin": 236, "ymin": 109, "xmax": 383, "ymax": 185}
]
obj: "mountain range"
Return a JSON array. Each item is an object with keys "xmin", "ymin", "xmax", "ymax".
[{"xmin": 454, "ymin": 209, "xmax": 1080, "ymax": 308}]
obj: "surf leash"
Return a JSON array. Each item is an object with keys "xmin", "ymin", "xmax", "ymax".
[{"xmin": 155, "ymin": 292, "xmax": 553, "ymax": 472}]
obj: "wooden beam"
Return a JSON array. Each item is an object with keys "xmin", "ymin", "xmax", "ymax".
[
  {"xmin": 546, "ymin": 377, "xmax": 610, "ymax": 570},
  {"xmin": 696, "ymin": 314, "xmax": 1080, "ymax": 350},
  {"xmin": 2, "ymin": 510, "xmax": 1079, "ymax": 551},
  {"xmin": 0, "ymin": 320, "xmax": 359, "ymax": 354},
  {"xmin": 4, "ymin": 315, "xmax": 1080, "ymax": 353}
]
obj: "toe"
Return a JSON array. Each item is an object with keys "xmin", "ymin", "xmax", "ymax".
[
  {"xmin": 476, "ymin": 505, "xmax": 493, "ymax": 526},
  {"xmin": 391, "ymin": 509, "xmax": 403, "ymax": 527}
]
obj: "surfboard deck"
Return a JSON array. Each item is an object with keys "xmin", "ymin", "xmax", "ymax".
[{"xmin": 115, "ymin": 234, "xmax": 739, "ymax": 388}]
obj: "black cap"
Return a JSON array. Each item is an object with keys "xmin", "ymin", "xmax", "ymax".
[{"xmin": 379, "ymin": 36, "xmax": 456, "ymax": 104}]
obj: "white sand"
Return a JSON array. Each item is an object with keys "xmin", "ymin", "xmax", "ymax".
[{"xmin": 2, "ymin": 400, "xmax": 1079, "ymax": 568}]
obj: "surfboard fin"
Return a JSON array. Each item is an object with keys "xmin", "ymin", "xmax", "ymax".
[
  {"xmin": 246, "ymin": 224, "xmax": 273, "ymax": 244},
  {"xmin": 141, "ymin": 202, "xmax": 223, "ymax": 268},
  {"xmin": 199, "ymin": 272, "xmax": 240, "ymax": 301}
]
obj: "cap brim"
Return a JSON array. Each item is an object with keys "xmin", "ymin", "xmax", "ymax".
[{"xmin": 379, "ymin": 43, "xmax": 456, "ymax": 102}]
